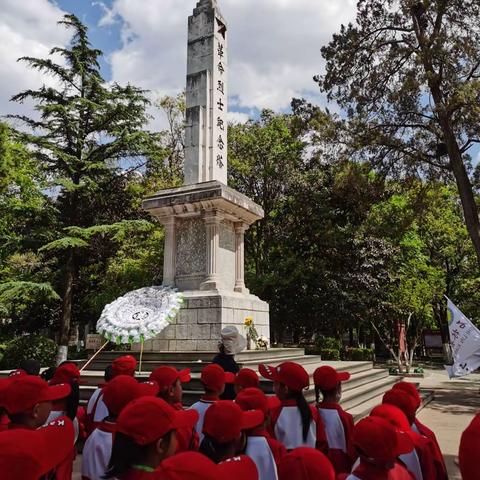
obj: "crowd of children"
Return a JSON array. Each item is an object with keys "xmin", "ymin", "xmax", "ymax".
[{"xmin": 0, "ymin": 352, "xmax": 478, "ymax": 479}]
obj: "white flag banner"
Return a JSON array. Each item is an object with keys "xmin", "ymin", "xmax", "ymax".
[{"xmin": 445, "ymin": 297, "xmax": 480, "ymax": 378}]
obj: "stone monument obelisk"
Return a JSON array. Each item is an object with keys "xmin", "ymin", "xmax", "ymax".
[{"xmin": 139, "ymin": 0, "xmax": 270, "ymax": 352}]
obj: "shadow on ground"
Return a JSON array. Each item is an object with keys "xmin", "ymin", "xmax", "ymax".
[{"xmin": 427, "ymin": 389, "xmax": 480, "ymax": 416}]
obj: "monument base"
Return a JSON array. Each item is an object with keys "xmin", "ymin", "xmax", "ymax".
[{"xmin": 132, "ymin": 290, "xmax": 270, "ymax": 352}]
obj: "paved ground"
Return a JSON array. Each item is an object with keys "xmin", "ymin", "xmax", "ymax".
[{"xmin": 415, "ymin": 370, "xmax": 480, "ymax": 479}]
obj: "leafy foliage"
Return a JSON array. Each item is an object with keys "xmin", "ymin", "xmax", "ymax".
[
  {"xmin": 317, "ymin": 0, "xmax": 480, "ymax": 265},
  {"xmin": 0, "ymin": 335, "xmax": 58, "ymax": 369}
]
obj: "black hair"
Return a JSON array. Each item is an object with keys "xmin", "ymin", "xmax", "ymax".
[
  {"xmin": 7, "ymin": 412, "xmax": 29, "ymax": 424},
  {"xmin": 103, "ymin": 430, "xmax": 174, "ymax": 479},
  {"xmin": 291, "ymin": 389, "xmax": 312, "ymax": 442},
  {"xmin": 104, "ymin": 365, "xmax": 114, "ymax": 382},
  {"xmin": 218, "ymin": 343, "xmax": 226, "ymax": 355},
  {"xmin": 65, "ymin": 382, "xmax": 80, "ymax": 421},
  {"xmin": 41, "ymin": 367, "xmax": 56, "ymax": 382},
  {"xmin": 19, "ymin": 359, "xmax": 41, "ymax": 376},
  {"xmin": 199, "ymin": 433, "xmax": 243, "ymax": 464},
  {"xmin": 315, "ymin": 386, "xmax": 338, "ymax": 404}
]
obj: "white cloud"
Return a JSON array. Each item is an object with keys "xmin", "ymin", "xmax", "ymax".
[
  {"xmin": 0, "ymin": 0, "xmax": 69, "ymax": 122},
  {"xmin": 100, "ymin": 0, "xmax": 357, "ymax": 115},
  {"xmin": 228, "ymin": 111, "xmax": 250, "ymax": 124}
]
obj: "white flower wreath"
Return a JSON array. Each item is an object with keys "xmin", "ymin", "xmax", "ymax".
[{"xmin": 96, "ymin": 286, "xmax": 183, "ymax": 344}]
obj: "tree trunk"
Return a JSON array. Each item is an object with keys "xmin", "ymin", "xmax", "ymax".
[
  {"xmin": 413, "ymin": 10, "xmax": 480, "ymax": 267},
  {"xmin": 56, "ymin": 249, "xmax": 75, "ymax": 365}
]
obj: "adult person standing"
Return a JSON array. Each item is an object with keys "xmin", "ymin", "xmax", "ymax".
[{"xmin": 211, "ymin": 326, "xmax": 246, "ymax": 400}]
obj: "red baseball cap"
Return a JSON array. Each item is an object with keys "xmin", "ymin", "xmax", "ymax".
[
  {"xmin": 150, "ymin": 366, "xmax": 191, "ymax": 390},
  {"xmin": 382, "ymin": 389, "xmax": 417, "ymax": 422},
  {"xmin": 0, "ymin": 415, "xmax": 74, "ymax": 480},
  {"xmin": 218, "ymin": 455, "xmax": 259, "ymax": 479},
  {"xmin": 370, "ymin": 404, "xmax": 410, "ymax": 431},
  {"xmin": 112, "ymin": 355, "xmax": 138, "ymax": 376},
  {"xmin": 459, "ymin": 413, "xmax": 480, "ymax": 480},
  {"xmin": 103, "ymin": 375, "xmax": 159, "ymax": 416},
  {"xmin": 259, "ymin": 362, "xmax": 310, "ymax": 392},
  {"xmin": 313, "ymin": 366, "xmax": 350, "ymax": 391},
  {"xmin": 157, "ymin": 452, "xmax": 221, "ymax": 480},
  {"xmin": 278, "ymin": 447, "xmax": 335, "ymax": 480},
  {"xmin": 353, "ymin": 416, "xmax": 413, "ymax": 461},
  {"xmin": 200, "ymin": 364, "xmax": 235, "ymax": 392},
  {"xmin": 3, "ymin": 375, "xmax": 71, "ymax": 415},
  {"xmin": 236, "ymin": 387, "xmax": 270, "ymax": 417},
  {"xmin": 117, "ymin": 396, "xmax": 198, "ymax": 446},
  {"xmin": 203, "ymin": 400, "xmax": 264, "ymax": 443},
  {"xmin": 50, "ymin": 363, "xmax": 81, "ymax": 386},
  {"xmin": 392, "ymin": 382, "xmax": 421, "ymax": 410},
  {"xmin": 235, "ymin": 368, "xmax": 260, "ymax": 389}
]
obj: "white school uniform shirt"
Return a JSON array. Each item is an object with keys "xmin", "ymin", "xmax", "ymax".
[
  {"xmin": 87, "ymin": 387, "xmax": 109, "ymax": 422},
  {"xmin": 246, "ymin": 436, "xmax": 279, "ymax": 480},
  {"xmin": 82, "ymin": 425, "xmax": 115, "ymax": 480},
  {"xmin": 318, "ymin": 407, "xmax": 347, "ymax": 452},
  {"xmin": 189, "ymin": 399, "xmax": 215, "ymax": 444},
  {"xmin": 274, "ymin": 406, "xmax": 316, "ymax": 450}
]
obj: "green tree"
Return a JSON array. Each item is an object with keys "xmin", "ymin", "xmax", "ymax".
[
  {"xmin": 8, "ymin": 15, "xmax": 157, "ymax": 362},
  {"xmin": 318, "ymin": 0, "xmax": 480, "ymax": 266}
]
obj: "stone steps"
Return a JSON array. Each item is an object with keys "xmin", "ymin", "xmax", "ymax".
[{"xmin": 76, "ymin": 350, "xmax": 398, "ymax": 413}]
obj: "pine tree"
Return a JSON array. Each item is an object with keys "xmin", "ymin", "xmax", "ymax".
[{"xmin": 9, "ymin": 15, "xmax": 157, "ymax": 362}]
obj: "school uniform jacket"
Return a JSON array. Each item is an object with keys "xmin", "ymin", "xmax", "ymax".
[
  {"xmin": 189, "ymin": 395, "xmax": 218, "ymax": 444},
  {"xmin": 81, "ymin": 421, "xmax": 116, "ymax": 480},
  {"xmin": 405, "ymin": 429, "xmax": 437, "ymax": 480},
  {"xmin": 317, "ymin": 402, "xmax": 355, "ymax": 473},
  {"xmin": 245, "ymin": 427, "xmax": 285, "ymax": 480},
  {"xmin": 268, "ymin": 399, "xmax": 327, "ymax": 451},
  {"xmin": 342, "ymin": 460, "xmax": 416, "ymax": 480},
  {"xmin": 172, "ymin": 403, "xmax": 199, "ymax": 453},
  {"xmin": 412, "ymin": 419, "xmax": 448, "ymax": 480},
  {"xmin": 45, "ymin": 410, "xmax": 79, "ymax": 480}
]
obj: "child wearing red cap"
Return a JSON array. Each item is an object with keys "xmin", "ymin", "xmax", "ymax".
[
  {"xmin": 234, "ymin": 368, "xmax": 260, "ymax": 394},
  {"xmin": 82, "ymin": 376, "xmax": 159, "ymax": 480},
  {"xmin": 370, "ymin": 404, "xmax": 436, "ymax": 480},
  {"xmin": 104, "ymin": 396, "xmax": 198, "ymax": 479},
  {"xmin": 278, "ymin": 447, "xmax": 335, "ymax": 480},
  {"xmin": 314, "ymin": 365, "xmax": 355, "ymax": 473},
  {"xmin": 149, "ymin": 366, "xmax": 198, "ymax": 453},
  {"xmin": 189, "ymin": 364, "xmax": 235, "ymax": 443},
  {"xmin": 86, "ymin": 356, "xmax": 137, "ymax": 435},
  {"xmin": 383, "ymin": 388, "xmax": 447, "ymax": 480},
  {"xmin": 459, "ymin": 412, "xmax": 480, "ymax": 480},
  {"xmin": 236, "ymin": 387, "xmax": 287, "ymax": 479},
  {"xmin": 0, "ymin": 416, "xmax": 75, "ymax": 480},
  {"xmin": 199, "ymin": 400, "xmax": 263, "ymax": 464},
  {"xmin": 343, "ymin": 416, "xmax": 415, "ymax": 480},
  {"xmin": 259, "ymin": 362, "xmax": 324, "ymax": 451},
  {"xmin": 3, "ymin": 375, "xmax": 71, "ymax": 430}
]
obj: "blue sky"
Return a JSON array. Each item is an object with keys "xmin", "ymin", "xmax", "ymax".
[{"xmin": 0, "ymin": 0, "xmax": 478, "ymax": 163}]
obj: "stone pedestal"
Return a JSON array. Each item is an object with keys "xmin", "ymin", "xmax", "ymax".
[
  {"xmin": 141, "ymin": 181, "xmax": 270, "ymax": 352},
  {"xmin": 132, "ymin": 291, "xmax": 269, "ymax": 352}
]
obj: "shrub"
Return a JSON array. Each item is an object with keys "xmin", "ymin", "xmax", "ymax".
[
  {"xmin": 345, "ymin": 347, "xmax": 374, "ymax": 361},
  {"xmin": 320, "ymin": 348, "xmax": 341, "ymax": 361},
  {"xmin": 1, "ymin": 335, "xmax": 57, "ymax": 369},
  {"xmin": 317, "ymin": 337, "xmax": 342, "ymax": 351}
]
